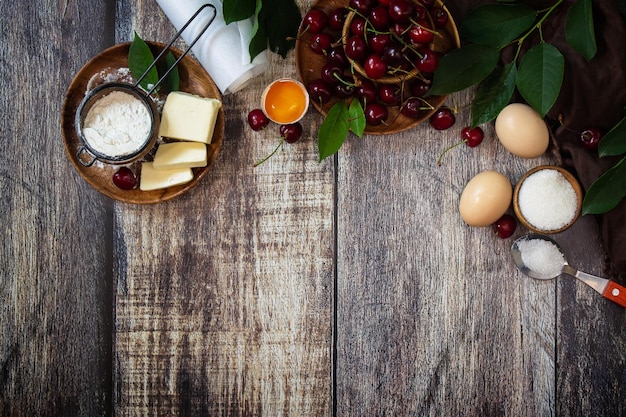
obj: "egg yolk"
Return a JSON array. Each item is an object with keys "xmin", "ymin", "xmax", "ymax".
[{"xmin": 264, "ymin": 80, "xmax": 307, "ymax": 124}]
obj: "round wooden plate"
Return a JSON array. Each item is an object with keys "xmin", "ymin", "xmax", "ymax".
[
  {"xmin": 61, "ymin": 42, "xmax": 224, "ymax": 204},
  {"xmin": 295, "ymin": 0, "xmax": 460, "ymax": 135}
]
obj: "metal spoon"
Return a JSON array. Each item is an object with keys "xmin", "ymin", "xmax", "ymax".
[{"xmin": 511, "ymin": 234, "xmax": 626, "ymax": 308}]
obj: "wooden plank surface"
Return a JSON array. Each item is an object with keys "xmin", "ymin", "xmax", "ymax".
[
  {"xmin": 112, "ymin": 1, "xmax": 334, "ymax": 415},
  {"xmin": 1, "ymin": 0, "xmax": 626, "ymax": 416},
  {"xmin": 0, "ymin": 1, "xmax": 115, "ymax": 415}
]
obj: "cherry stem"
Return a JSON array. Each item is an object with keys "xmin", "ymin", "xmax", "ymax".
[
  {"xmin": 437, "ymin": 139, "xmax": 467, "ymax": 166},
  {"xmin": 254, "ymin": 136, "xmax": 285, "ymax": 167}
]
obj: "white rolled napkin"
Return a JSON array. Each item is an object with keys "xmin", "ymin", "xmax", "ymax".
[{"xmin": 155, "ymin": 0, "xmax": 269, "ymax": 94}]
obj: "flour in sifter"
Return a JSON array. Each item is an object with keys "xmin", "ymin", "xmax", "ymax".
[{"xmin": 82, "ymin": 91, "xmax": 152, "ymax": 157}]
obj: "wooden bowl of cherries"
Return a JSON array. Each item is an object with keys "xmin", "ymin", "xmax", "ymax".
[{"xmin": 295, "ymin": 0, "xmax": 460, "ymax": 135}]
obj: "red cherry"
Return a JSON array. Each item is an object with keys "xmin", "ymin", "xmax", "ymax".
[
  {"xmin": 378, "ymin": 84, "xmax": 401, "ymax": 105},
  {"xmin": 429, "ymin": 107, "xmax": 455, "ymax": 130},
  {"xmin": 461, "ymin": 126, "xmax": 484, "ymax": 147},
  {"xmin": 388, "ymin": 0, "xmax": 415, "ymax": 23},
  {"xmin": 280, "ymin": 122, "xmax": 303, "ymax": 143},
  {"xmin": 408, "ymin": 20, "xmax": 434, "ymax": 44},
  {"xmin": 345, "ymin": 35, "xmax": 367, "ymax": 61},
  {"xmin": 303, "ymin": 9, "xmax": 328, "ymax": 34},
  {"xmin": 356, "ymin": 79, "xmax": 378, "ymax": 105},
  {"xmin": 580, "ymin": 127, "xmax": 603, "ymax": 151},
  {"xmin": 349, "ymin": 0, "xmax": 376, "ymax": 15},
  {"xmin": 369, "ymin": 33, "xmax": 392, "ymax": 55},
  {"xmin": 369, "ymin": 6, "xmax": 390, "ymax": 30},
  {"xmin": 400, "ymin": 97, "xmax": 423, "ymax": 119},
  {"xmin": 307, "ymin": 79, "xmax": 333, "ymax": 104},
  {"xmin": 248, "ymin": 109, "xmax": 270, "ymax": 131},
  {"xmin": 350, "ymin": 16, "xmax": 367, "ymax": 36},
  {"xmin": 415, "ymin": 48, "xmax": 439, "ymax": 73},
  {"xmin": 364, "ymin": 54, "xmax": 387, "ymax": 79},
  {"xmin": 112, "ymin": 167, "xmax": 137, "ymax": 190},
  {"xmin": 328, "ymin": 8, "xmax": 349, "ymax": 31},
  {"xmin": 364, "ymin": 103, "xmax": 389, "ymax": 125},
  {"xmin": 493, "ymin": 214, "xmax": 517, "ymax": 239},
  {"xmin": 431, "ymin": 7, "xmax": 449, "ymax": 28},
  {"xmin": 409, "ymin": 79, "xmax": 431, "ymax": 97},
  {"xmin": 310, "ymin": 33, "xmax": 333, "ymax": 54}
]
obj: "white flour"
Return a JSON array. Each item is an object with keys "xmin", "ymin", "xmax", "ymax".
[{"xmin": 82, "ymin": 91, "xmax": 152, "ymax": 157}]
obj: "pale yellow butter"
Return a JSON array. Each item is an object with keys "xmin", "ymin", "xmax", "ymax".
[
  {"xmin": 139, "ymin": 162, "xmax": 193, "ymax": 191},
  {"xmin": 159, "ymin": 91, "xmax": 221, "ymax": 143},
  {"xmin": 153, "ymin": 142, "xmax": 208, "ymax": 170}
]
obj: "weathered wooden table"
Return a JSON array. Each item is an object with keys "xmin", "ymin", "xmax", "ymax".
[{"xmin": 2, "ymin": 0, "xmax": 625, "ymax": 415}]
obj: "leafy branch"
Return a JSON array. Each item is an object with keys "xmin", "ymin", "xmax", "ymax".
[{"xmin": 427, "ymin": 0, "xmax": 596, "ymax": 127}]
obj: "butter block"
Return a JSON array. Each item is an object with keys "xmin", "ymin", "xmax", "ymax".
[
  {"xmin": 159, "ymin": 91, "xmax": 221, "ymax": 143},
  {"xmin": 139, "ymin": 162, "xmax": 193, "ymax": 191},
  {"xmin": 153, "ymin": 142, "xmax": 208, "ymax": 170}
]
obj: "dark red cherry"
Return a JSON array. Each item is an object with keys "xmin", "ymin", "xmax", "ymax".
[
  {"xmin": 400, "ymin": 97, "xmax": 423, "ymax": 119},
  {"xmin": 381, "ymin": 44, "xmax": 404, "ymax": 67},
  {"xmin": 369, "ymin": 33, "xmax": 392, "ymax": 54},
  {"xmin": 310, "ymin": 33, "xmax": 333, "ymax": 54},
  {"xmin": 409, "ymin": 79, "xmax": 431, "ymax": 97},
  {"xmin": 334, "ymin": 78, "xmax": 356, "ymax": 99},
  {"xmin": 320, "ymin": 63, "xmax": 344, "ymax": 85},
  {"xmin": 415, "ymin": 48, "xmax": 439, "ymax": 73},
  {"xmin": 303, "ymin": 9, "xmax": 328, "ymax": 34},
  {"xmin": 345, "ymin": 35, "xmax": 367, "ymax": 61},
  {"xmin": 408, "ymin": 19, "xmax": 434, "ymax": 44},
  {"xmin": 461, "ymin": 126, "xmax": 485, "ymax": 147},
  {"xmin": 356, "ymin": 79, "xmax": 377, "ymax": 105},
  {"xmin": 280, "ymin": 122, "xmax": 303, "ymax": 143},
  {"xmin": 112, "ymin": 167, "xmax": 137, "ymax": 190},
  {"xmin": 429, "ymin": 107, "xmax": 455, "ymax": 130},
  {"xmin": 365, "ymin": 102, "xmax": 389, "ymax": 125},
  {"xmin": 388, "ymin": 0, "xmax": 415, "ymax": 23},
  {"xmin": 364, "ymin": 54, "xmax": 387, "ymax": 79},
  {"xmin": 349, "ymin": 0, "xmax": 375, "ymax": 15},
  {"xmin": 369, "ymin": 6, "xmax": 390, "ymax": 30},
  {"xmin": 431, "ymin": 7, "xmax": 449, "ymax": 28},
  {"xmin": 378, "ymin": 84, "xmax": 401, "ymax": 105},
  {"xmin": 580, "ymin": 127, "xmax": 603, "ymax": 151},
  {"xmin": 327, "ymin": 46, "xmax": 349, "ymax": 68},
  {"xmin": 493, "ymin": 214, "xmax": 517, "ymax": 239},
  {"xmin": 308, "ymin": 79, "xmax": 333, "ymax": 104},
  {"xmin": 350, "ymin": 16, "xmax": 367, "ymax": 36},
  {"xmin": 328, "ymin": 7, "xmax": 349, "ymax": 31},
  {"xmin": 248, "ymin": 108, "xmax": 270, "ymax": 131}
]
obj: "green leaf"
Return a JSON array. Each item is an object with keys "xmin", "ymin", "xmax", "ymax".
[
  {"xmin": 223, "ymin": 0, "xmax": 257, "ymax": 24},
  {"xmin": 471, "ymin": 62, "xmax": 517, "ymax": 126},
  {"xmin": 428, "ymin": 44, "xmax": 500, "ymax": 96},
  {"xmin": 582, "ymin": 155, "xmax": 626, "ymax": 215},
  {"xmin": 348, "ymin": 99, "xmax": 365, "ymax": 138},
  {"xmin": 156, "ymin": 51, "xmax": 179, "ymax": 93},
  {"xmin": 599, "ymin": 116, "xmax": 626, "ymax": 157},
  {"xmin": 460, "ymin": 3, "xmax": 537, "ymax": 47},
  {"xmin": 318, "ymin": 101, "xmax": 350, "ymax": 162},
  {"xmin": 515, "ymin": 43, "xmax": 564, "ymax": 117},
  {"xmin": 249, "ymin": 0, "xmax": 267, "ymax": 61},
  {"xmin": 565, "ymin": 0, "xmax": 597, "ymax": 61},
  {"xmin": 257, "ymin": 0, "xmax": 301, "ymax": 58},
  {"xmin": 128, "ymin": 32, "xmax": 158, "ymax": 92}
]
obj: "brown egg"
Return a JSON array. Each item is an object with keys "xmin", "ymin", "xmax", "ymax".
[
  {"xmin": 459, "ymin": 171, "xmax": 513, "ymax": 227},
  {"xmin": 495, "ymin": 103, "xmax": 549, "ymax": 158}
]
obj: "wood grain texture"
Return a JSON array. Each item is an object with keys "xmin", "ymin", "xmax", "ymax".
[
  {"xmin": 112, "ymin": 1, "xmax": 334, "ymax": 415},
  {"xmin": 0, "ymin": 1, "xmax": 115, "ymax": 415}
]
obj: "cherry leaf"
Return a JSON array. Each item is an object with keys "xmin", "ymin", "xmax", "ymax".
[
  {"xmin": 318, "ymin": 101, "xmax": 349, "ymax": 162},
  {"xmin": 471, "ymin": 62, "xmax": 517, "ymax": 127},
  {"xmin": 223, "ymin": 0, "xmax": 257, "ymax": 24},
  {"xmin": 460, "ymin": 3, "xmax": 537, "ymax": 47},
  {"xmin": 128, "ymin": 32, "xmax": 158, "ymax": 92},
  {"xmin": 257, "ymin": 0, "xmax": 301, "ymax": 58},
  {"xmin": 515, "ymin": 43, "xmax": 564, "ymax": 117},
  {"xmin": 582, "ymin": 155, "xmax": 626, "ymax": 215},
  {"xmin": 428, "ymin": 44, "xmax": 500, "ymax": 96},
  {"xmin": 566, "ymin": 0, "xmax": 597, "ymax": 61},
  {"xmin": 348, "ymin": 99, "xmax": 365, "ymax": 138},
  {"xmin": 599, "ymin": 115, "xmax": 626, "ymax": 157},
  {"xmin": 156, "ymin": 51, "xmax": 179, "ymax": 93}
]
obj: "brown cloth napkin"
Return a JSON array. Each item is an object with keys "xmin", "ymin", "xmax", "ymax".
[{"xmin": 447, "ymin": 0, "xmax": 626, "ymax": 281}]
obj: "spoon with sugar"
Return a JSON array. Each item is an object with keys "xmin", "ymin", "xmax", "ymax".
[{"xmin": 511, "ymin": 234, "xmax": 626, "ymax": 308}]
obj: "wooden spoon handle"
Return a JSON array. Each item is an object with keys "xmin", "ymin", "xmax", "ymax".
[{"xmin": 602, "ymin": 280, "xmax": 626, "ymax": 308}]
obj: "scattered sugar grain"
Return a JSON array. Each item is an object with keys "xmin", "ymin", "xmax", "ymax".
[
  {"xmin": 518, "ymin": 238, "xmax": 565, "ymax": 279},
  {"xmin": 518, "ymin": 169, "xmax": 577, "ymax": 231}
]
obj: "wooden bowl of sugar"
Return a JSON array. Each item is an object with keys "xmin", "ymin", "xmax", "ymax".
[{"xmin": 513, "ymin": 165, "xmax": 583, "ymax": 234}]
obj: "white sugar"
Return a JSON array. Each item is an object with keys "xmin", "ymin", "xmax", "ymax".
[
  {"xmin": 518, "ymin": 238, "xmax": 565, "ymax": 279},
  {"xmin": 518, "ymin": 169, "xmax": 578, "ymax": 231}
]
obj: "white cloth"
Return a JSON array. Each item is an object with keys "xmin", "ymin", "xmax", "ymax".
[{"xmin": 155, "ymin": 0, "xmax": 269, "ymax": 94}]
